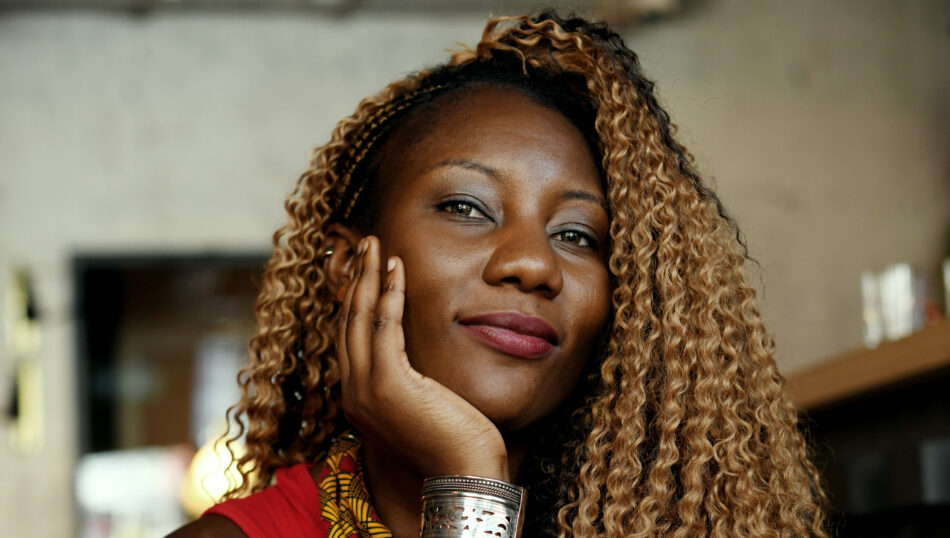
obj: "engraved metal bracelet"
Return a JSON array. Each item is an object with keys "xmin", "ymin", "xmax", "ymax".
[{"xmin": 420, "ymin": 475, "xmax": 527, "ymax": 538}]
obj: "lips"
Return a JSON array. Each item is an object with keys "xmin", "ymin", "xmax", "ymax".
[{"xmin": 458, "ymin": 312, "xmax": 558, "ymax": 359}]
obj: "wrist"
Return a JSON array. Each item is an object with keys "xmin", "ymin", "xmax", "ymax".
[
  {"xmin": 452, "ymin": 453, "xmax": 509, "ymax": 482},
  {"xmin": 420, "ymin": 475, "xmax": 526, "ymax": 538}
]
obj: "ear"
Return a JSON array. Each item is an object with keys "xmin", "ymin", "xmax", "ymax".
[{"xmin": 323, "ymin": 223, "xmax": 363, "ymax": 301}]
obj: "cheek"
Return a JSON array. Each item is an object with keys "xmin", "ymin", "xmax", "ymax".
[
  {"xmin": 395, "ymin": 239, "xmax": 478, "ymax": 339},
  {"xmin": 569, "ymin": 267, "xmax": 612, "ymax": 344}
]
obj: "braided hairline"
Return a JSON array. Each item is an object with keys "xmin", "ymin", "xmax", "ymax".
[{"xmin": 335, "ymin": 83, "xmax": 452, "ymax": 220}]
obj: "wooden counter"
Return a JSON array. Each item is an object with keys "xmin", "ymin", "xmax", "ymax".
[{"xmin": 787, "ymin": 319, "xmax": 950, "ymax": 411}]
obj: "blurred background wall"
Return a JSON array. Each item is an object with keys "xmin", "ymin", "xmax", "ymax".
[{"xmin": 0, "ymin": 0, "xmax": 948, "ymax": 535}]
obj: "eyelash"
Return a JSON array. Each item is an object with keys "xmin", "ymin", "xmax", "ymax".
[
  {"xmin": 438, "ymin": 199, "xmax": 490, "ymax": 220},
  {"xmin": 552, "ymin": 229, "xmax": 599, "ymax": 250},
  {"xmin": 437, "ymin": 198, "xmax": 600, "ymax": 251}
]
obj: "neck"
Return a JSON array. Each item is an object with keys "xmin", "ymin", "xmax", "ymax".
[{"xmin": 362, "ymin": 434, "xmax": 529, "ymax": 538}]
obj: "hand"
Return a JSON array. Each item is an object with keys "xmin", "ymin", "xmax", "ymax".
[{"xmin": 336, "ymin": 236, "xmax": 509, "ymax": 480}]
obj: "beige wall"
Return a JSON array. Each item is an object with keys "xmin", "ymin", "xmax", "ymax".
[
  {"xmin": 627, "ymin": 0, "xmax": 950, "ymax": 374},
  {"xmin": 1, "ymin": 1, "xmax": 947, "ymax": 535}
]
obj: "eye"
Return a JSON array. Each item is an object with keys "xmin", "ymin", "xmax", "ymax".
[
  {"xmin": 437, "ymin": 199, "xmax": 490, "ymax": 220},
  {"xmin": 552, "ymin": 229, "xmax": 598, "ymax": 250}
]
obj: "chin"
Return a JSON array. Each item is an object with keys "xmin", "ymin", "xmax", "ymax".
[
  {"xmin": 410, "ymin": 341, "xmax": 577, "ymax": 431},
  {"xmin": 490, "ymin": 415, "xmax": 537, "ymax": 433},
  {"xmin": 455, "ymin": 382, "xmax": 550, "ymax": 433}
]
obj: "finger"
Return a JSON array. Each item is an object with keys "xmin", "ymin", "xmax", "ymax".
[
  {"xmin": 336, "ymin": 280, "xmax": 352, "ymax": 386},
  {"xmin": 336, "ymin": 240, "xmax": 363, "ymax": 387},
  {"xmin": 346, "ymin": 236, "xmax": 381, "ymax": 383},
  {"xmin": 372, "ymin": 256, "xmax": 408, "ymax": 377}
]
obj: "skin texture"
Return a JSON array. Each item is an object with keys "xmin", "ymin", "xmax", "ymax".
[{"xmin": 329, "ymin": 87, "xmax": 611, "ymax": 538}]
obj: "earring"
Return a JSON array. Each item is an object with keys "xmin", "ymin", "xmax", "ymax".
[{"xmin": 323, "ymin": 246, "xmax": 334, "ymax": 258}]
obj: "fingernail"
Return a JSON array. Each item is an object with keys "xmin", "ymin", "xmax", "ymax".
[
  {"xmin": 358, "ymin": 239, "xmax": 367, "ymax": 254},
  {"xmin": 387, "ymin": 257, "xmax": 396, "ymax": 272}
]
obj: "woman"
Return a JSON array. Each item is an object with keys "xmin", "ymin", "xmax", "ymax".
[{"xmin": 172, "ymin": 11, "xmax": 827, "ymax": 538}]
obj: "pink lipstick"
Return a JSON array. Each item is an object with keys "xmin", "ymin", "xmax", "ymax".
[{"xmin": 458, "ymin": 312, "xmax": 558, "ymax": 359}]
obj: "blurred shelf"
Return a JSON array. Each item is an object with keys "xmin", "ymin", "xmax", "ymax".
[{"xmin": 787, "ymin": 319, "xmax": 950, "ymax": 411}]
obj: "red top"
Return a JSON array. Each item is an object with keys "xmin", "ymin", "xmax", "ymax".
[{"xmin": 204, "ymin": 464, "xmax": 330, "ymax": 537}]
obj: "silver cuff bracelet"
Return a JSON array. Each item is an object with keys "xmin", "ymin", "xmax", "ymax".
[{"xmin": 420, "ymin": 475, "xmax": 527, "ymax": 538}]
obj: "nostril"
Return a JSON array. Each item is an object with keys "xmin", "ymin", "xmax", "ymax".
[
  {"xmin": 483, "ymin": 240, "xmax": 562, "ymax": 296},
  {"xmin": 500, "ymin": 275, "xmax": 553, "ymax": 295}
]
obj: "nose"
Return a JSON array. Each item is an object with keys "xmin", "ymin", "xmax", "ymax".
[{"xmin": 482, "ymin": 226, "xmax": 563, "ymax": 298}]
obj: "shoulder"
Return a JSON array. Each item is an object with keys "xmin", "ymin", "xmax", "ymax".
[
  {"xmin": 165, "ymin": 514, "xmax": 246, "ymax": 538},
  {"xmin": 167, "ymin": 464, "xmax": 328, "ymax": 538}
]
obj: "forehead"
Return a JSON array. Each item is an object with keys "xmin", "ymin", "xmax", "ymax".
[
  {"xmin": 398, "ymin": 85, "xmax": 588, "ymax": 150},
  {"xmin": 378, "ymin": 85, "xmax": 602, "ymax": 193}
]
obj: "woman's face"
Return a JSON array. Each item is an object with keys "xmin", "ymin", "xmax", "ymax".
[{"xmin": 371, "ymin": 86, "xmax": 610, "ymax": 431}]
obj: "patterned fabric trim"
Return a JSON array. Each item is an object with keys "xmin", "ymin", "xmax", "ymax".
[{"xmin": 318, "ymin": 433, "xmax": 393, "ymax": 538}]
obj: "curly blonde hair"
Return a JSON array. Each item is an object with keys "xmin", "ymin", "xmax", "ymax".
[{"xmin": 225, "ymin": 12, "xmax": 828, "ymax": 537}]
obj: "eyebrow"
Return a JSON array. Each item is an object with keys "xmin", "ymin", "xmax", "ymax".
[
  {"xmin": 429, "ymin": 158, "xmax": 608, "ymax": 211},
  {"xmin": 561, "ymin": 190, "xmax": 609, "ymax": 212},
  {"xmin": 426, "ymin": 158, "xmax": 499, "ymax": 180}
]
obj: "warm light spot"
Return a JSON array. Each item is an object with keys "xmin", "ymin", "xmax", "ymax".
[{"xmin": 179, "ymin": 438, "xmax": 245, "ymax": 518}]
